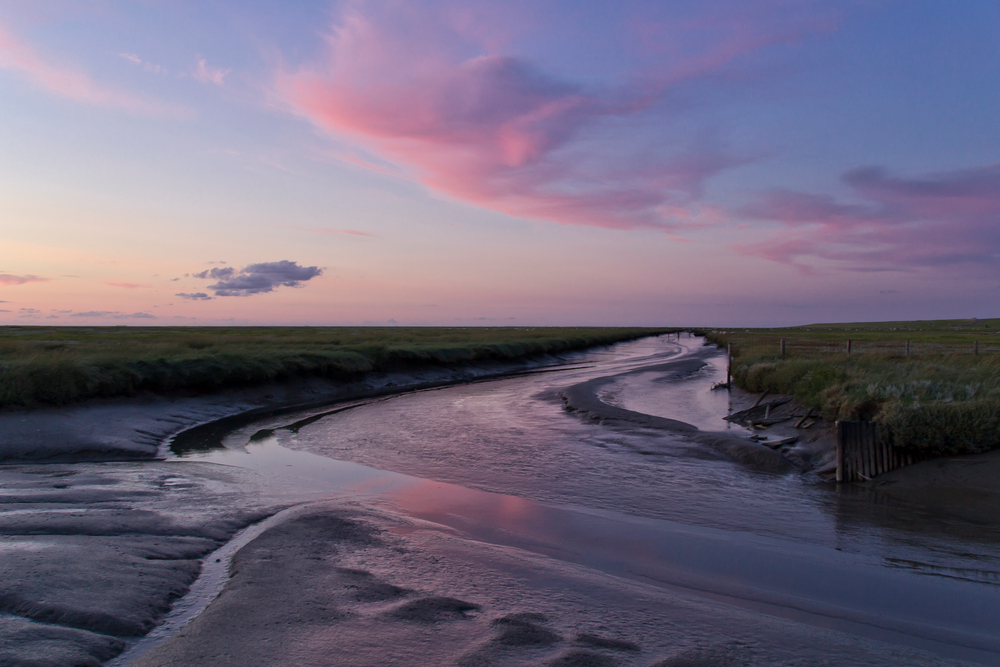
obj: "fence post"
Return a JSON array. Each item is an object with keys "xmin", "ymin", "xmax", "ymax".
[
  {"xmin": 905, "ymin": 339, "xmax": 910, "ymax": 356},
  {"xmin": 836, "ymin": 421, "xmax": 844, "ymax": 483},
  {"xmin": 780, "ymin": 338, "xmax": 786, "ymax": 356},
  {"xmin": 726, "ymin": 342, "xmax": 732, "ymax": 389},
  {"xmin": 975, "ymin": 340, "xmax": 979, "ymax": 356},
  {"xmin": 847, "ymin": 339, "xmax": 852, "ymax": 355}
]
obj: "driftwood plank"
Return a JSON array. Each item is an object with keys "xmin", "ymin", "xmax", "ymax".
[{"xmin": 751, "ymin": 390, "xmax": 770, "ymax": 408}]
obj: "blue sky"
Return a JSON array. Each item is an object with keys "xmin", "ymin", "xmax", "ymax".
[{"xmin": 1, "ymin": 0, "xmax": 997, "ymax": 326}]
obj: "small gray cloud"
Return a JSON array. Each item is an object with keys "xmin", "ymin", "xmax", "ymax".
[
  {"xmin": 194, "ymin": 260, "xmax": 322, "ymax": 297},
  {"xmin": 192, "ymin": 267, "xmax": 234, "ymax": 280},
  {"xmin": 0, "ymin": 309, "xmax": 11, "ymax": 313},
  {"xmin": 122, "ymin": 312, "xmax": 156, "ymax": 319},
  {"xmin": 71, "ymin": 311, "xmax": 115, "ymax": 317},
  {"xmin": 176, "ymin": 292, "xmax": 213, "ymax": 301}
]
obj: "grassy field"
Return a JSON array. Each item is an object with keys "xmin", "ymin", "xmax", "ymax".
[
  {"xmin": 703, "ymin": 319, "xmax": 1000, "ymax": 455},
  {"xmin": 0, "ymin": 326, "xmax": 668, "ymax": 409}
]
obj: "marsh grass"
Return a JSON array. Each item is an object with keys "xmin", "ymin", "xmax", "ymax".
[
  {"xmin": 704, "ymin": 319, "xmax": 1000, "ymax": 455},
  {"xmin": 0, "ymin": 326, "xmax": 667, "ymax": 409}
]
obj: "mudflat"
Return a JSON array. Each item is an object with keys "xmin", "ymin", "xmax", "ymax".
[
  {"xmin": 131, "ymin": 502, "xmax": 967, "ymax": 667},
  {"xmin": 0, "ymin": 461, "xmax": 276, "ymax": 667},
  {"xmin": 3, "ymin": 335, "xmax": 999, "ymax": 666}
]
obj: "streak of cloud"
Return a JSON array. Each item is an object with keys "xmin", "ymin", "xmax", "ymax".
[
  {"xmin": 734, "ymin": 163, "xmax": 1000, "ymax": 274},
  {"xmin": 70, "ymin": 311, "xmax": 157, "ymax": 319},
  {"xmin": 301, "ymin": 228, "xmax": 378, "ymax": 237},
  {"xmin": 194, "ymin": 56, "xmax": 230, "ymax": 86},
  {"xmin": 0, "ymin": 21, "xmax": 186, "ymax": 116},
  {"xmin": 118, "ymin": 52, "xmax": 166, "ymax": 75},
  {"xmin": 0, "ymin": 272, "xmax": 48, "ymax": 285}
]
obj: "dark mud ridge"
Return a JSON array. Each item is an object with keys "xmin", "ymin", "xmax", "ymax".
[{"xmin": 559, "ymin": 357, "xmax": 794, "ymax": 474}]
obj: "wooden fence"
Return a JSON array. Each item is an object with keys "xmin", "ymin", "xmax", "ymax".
[{"xmin": 836, "ymin": 421, "xmax": 925, "ymax": 482}]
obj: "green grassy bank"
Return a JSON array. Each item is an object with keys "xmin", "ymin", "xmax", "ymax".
[
  {"xmin": 703, "ymin": 319, "xmax": 1000, "ymax": 456},
  {"xmin": 0, "ymin": 326, "xmax": 669, "ymax": 409}
]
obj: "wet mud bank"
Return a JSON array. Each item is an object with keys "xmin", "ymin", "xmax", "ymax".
[
  {"xmin": 0, "ymin": 354, "xmax": 587, "ymax": 464},
  {"xmin": 129, "ymin": 502, "xmax": 980, "ymax": 667},
  {"xmin": 0, "ymin": 461, "xmax": 282, "ymax": 667},
  {"xmin": 558, "ymin": 354, "xmax": 795, "ymax": 474}
]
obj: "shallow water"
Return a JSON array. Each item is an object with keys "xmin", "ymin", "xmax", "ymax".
[{"xmin": 172, "ymin": 335, "xmax": 1000, "ymax": 664}]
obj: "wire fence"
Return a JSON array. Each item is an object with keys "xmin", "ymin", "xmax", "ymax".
[{"xmin": 719, "ymin": 336, "xmax": 999, "ymax": 358}]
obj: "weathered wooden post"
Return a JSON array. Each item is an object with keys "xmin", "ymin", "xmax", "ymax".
[
  {"xmin": 847, "ymin": 339, "xmax": 852, "ymax": 355},
  {"xmin": 836, "ymin": 421, "xmax": 845, "ymax": 482},
  {"xmin": 726, "ymin": 342, "xmax": 732, "ymax": 389},
  {"xmin": 905, "ymin": 339, "xmax": 910, "ymax": 356},
  {"xmin": 780, "ymin": 338, "xmax": 786, "ymax": 356}
]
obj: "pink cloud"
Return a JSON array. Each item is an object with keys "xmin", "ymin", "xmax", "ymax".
[
  {"xmin": 103, "ymin": 281, "xmax": 150, "ymax": 289},
  {"xmin": 0, "ymin": 21, "xmax": 183, "ymax": 115},
  {"xmin": 314, "ymin": 147, "xmax": 407, "ymax": 179},
  {"xmin": 735, "ymin": 164, "xmax": 1000, "ymax": 274},
  {"xmin": 0, "ymin": 272, "xmax": 48, "ymax": 285},
  {"xmin": 276, "ymin": 2, "xmax": 821, "ymax": 231},
  {"xmin": 194, "ymin": 56, "xmax": 230, "ymax": 86}
]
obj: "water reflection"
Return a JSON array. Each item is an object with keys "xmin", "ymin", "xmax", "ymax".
[{"xmin": 181, "ymin": 435, "xmax": 1000, "ymax": 662}]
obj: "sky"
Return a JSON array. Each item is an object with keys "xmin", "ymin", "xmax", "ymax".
[{"xmin": 0, "ymin": 0, "xmax": 997, "ymax": 327}]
